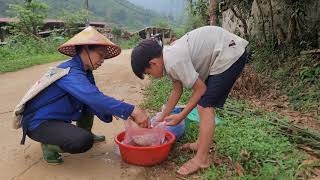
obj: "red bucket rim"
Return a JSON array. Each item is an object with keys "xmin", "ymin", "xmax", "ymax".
[{"xmin": 114, "ymin": 130, "xmax": 176, "ymax": 150}]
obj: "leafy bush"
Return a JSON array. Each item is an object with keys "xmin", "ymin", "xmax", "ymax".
[
  {"xmin": 111, "ymin": 27, "xmax": 122, "ymax": 37},
  {"xmin": 117, "ymin": 35, "xmax": 142, "ymax": 49},
  {"xmin": 172, "ymin": 27, "xmax": 188, "ymax": 39},
  {"xmin": 9, "ymin": 0, "xmax": 48, "ymax": 36}
]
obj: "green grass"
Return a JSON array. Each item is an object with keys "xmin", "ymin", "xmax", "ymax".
[
  {"xmin": 144, "ymin": 78, "xmax": 307, "ymax": 179},
  {"xmin": 142, "ymin": 77, "xmax": 192, "ymax": 110},
  {"xmin": 0, "ymin": 53, "xmax": 67, "ymax": 73},
  {"xmin": 0, "ymin": 34, "xmax": 67, "ymax": 73}
]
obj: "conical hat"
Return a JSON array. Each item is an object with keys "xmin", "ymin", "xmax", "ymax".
[{"xmin": 58, "ymin": 26, "xmax": 121, "ymax": 59}]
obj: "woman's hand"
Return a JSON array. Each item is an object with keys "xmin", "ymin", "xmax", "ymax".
[
  {"xmin": 130, "ymin": 107, "xmax": 150, "ymax": 128},
  {"xmin": 155, "ymin": 113, "xmax": 165, "ymax": 122}
]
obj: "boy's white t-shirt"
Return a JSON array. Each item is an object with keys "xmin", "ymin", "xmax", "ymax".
[{"xmin": 163, "ymin": 26, "xmax": 249, "ymax": 88}]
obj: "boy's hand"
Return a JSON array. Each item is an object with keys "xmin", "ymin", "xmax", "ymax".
[
  {"xmin": 164, "ymin": 113, "xmax": 184, "ymax": 126},
  {"xmin": 131, "ymin": 107, "xmax": 150, "ymax": 128}
]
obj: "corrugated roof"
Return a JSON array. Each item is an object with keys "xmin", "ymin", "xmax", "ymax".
[{"xmin": 0, "ymin": 18, "xmax": 16, "ymax": 23}]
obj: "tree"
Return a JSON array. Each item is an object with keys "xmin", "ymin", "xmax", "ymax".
[
  {"xmin": 283, "ymin": 0, "xmax": 307, "ymax": 44},
  {"xmin": 209, "ymin": 0, "xmax": 218, "ymax": 25},
  {"xmin": 255, "ymin": 0, "xmax": 267, "ymax": 42},
  {"xmin": 224, "ymin": 0, "xmax": 254, "ymax": 39},
  {"xmin": 187, "ymin": 0, "xmax": 209, "ymax": 24},
  {"xmin": 60, "ymin": 9, "xmax": 93, "ymax": 36},
  {"xmin": 267, "ymin": 0, "xmax": 275, "ymax": 44},
  {"xmin": 9, "ymin": 0, "xmax": 48, "ymax": 37},
  {"xmin": 186, "ymin": 0, "xmax": 209, "ymax": 30}
]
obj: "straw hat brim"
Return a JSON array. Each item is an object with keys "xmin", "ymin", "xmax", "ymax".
[
  {"xmin": 58, "ymin": 26, "xmax": 122, "ymax": 59},
  {"xmin": 58, "ymin": 43, "xmax": 121, "ymax": 59}
]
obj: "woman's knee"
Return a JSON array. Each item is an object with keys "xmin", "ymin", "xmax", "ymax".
[{"xmin": 62, "ymin": 133, "xmax": 94, "ymax": 154}]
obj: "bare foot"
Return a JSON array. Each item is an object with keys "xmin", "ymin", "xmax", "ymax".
[
  {"xmin": 176, "ymin": 158, "xmax": 210, "ymax": 176},
  {"xmin": 179, "ymin": 142, "xmax": 199, "ymax": 151}
]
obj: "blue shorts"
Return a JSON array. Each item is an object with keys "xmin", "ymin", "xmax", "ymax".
[{"xmin": 198, "ymin": 51, "xmax": 248, "ymax": 108}]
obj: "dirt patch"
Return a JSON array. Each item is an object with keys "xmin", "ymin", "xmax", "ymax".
[{"xmin": 231, "ymin": 65, "xmax": 320, "ymax": 130}]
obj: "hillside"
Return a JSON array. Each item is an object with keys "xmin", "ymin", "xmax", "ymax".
[
  {"xmin": 127, "ymin": 0, "xmax": 187, "ymax": 18},
  {"xmin": 0, "ymin": 0, "xmax": 166, "ymax": 31}
]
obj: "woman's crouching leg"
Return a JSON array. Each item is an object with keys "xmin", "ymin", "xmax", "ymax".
[
  {"xmin": 62, "ymin": 130, "xmax": 94, "ymax": 154},
  {"xmin": 28, "ymin": 120, "xmax": 94, "ymax": 154}
]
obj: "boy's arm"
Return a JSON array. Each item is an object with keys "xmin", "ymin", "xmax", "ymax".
[
  {"xmin": 158, "ymin": 80, "xmax": 183, "ymax": 121},
  {"xmin": 165, "ymin": 78, "xmax": 207, "ymax": 126}
]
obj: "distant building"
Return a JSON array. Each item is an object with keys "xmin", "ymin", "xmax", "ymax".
[
  {"xmin": 133, "ymin": 26, "xmax": 173, "ymax": 45},
  {"xmin": 0, "ymin": 18, "xmax": 15, "ymax": 42}
]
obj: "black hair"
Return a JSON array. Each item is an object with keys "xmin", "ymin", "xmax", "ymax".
[
  {"xmin": 131, "ymin": 39, "xmax": 163, "ymax": 79},
  {"xmin": 75, "ymin": 45, "xmax": 102, "ymax": 54}
]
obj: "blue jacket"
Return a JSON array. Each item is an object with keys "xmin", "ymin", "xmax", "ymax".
[{"xmin": 22, "ymin": 55, "xmax": 134, "ymax": 131}]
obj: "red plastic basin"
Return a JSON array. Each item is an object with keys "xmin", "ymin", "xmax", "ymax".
[{"xmin": 114, "ymin": 130, "xmax": 176, "ymax": 166}]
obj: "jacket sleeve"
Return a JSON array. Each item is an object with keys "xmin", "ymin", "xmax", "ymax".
[{"xmin": 56, "ymin": 69, "xmax": 134, "ymax": 122}]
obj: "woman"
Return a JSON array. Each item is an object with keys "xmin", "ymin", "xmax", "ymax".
[{"xmin": 18, "ymin": 26, "xmax": 149, "ymax": 164}]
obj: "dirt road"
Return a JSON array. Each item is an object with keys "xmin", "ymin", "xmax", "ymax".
[{"xmin": 0, "ymin": 50, "xmax": 176, "ymax": 180}]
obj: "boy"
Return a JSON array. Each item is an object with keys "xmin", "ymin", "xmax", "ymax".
[{"xmin": 131, "ymin": 26, "xmax": 248, "ymax": 175}]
